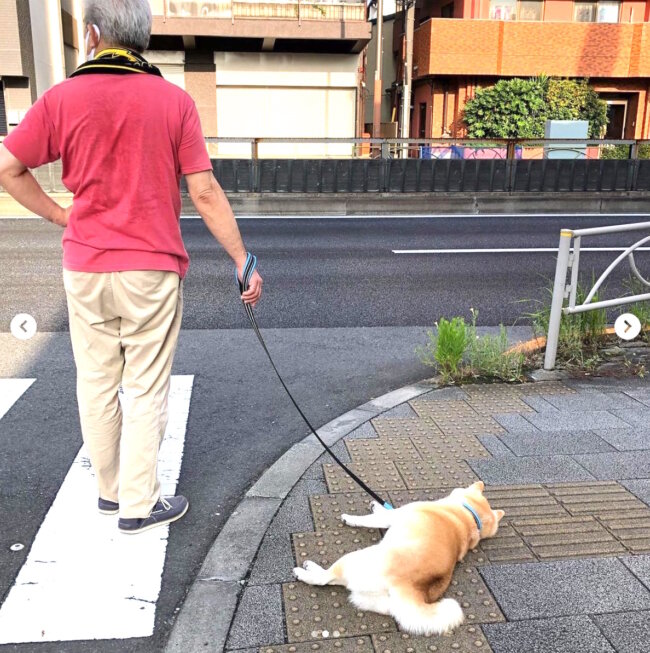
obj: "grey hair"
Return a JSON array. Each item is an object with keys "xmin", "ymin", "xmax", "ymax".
[{"xmin": 83, "ymin": 0, "xmax": 152, "ymax": 52}]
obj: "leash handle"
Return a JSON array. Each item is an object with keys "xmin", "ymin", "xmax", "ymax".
[{"xmin": 236, "ymin": 252, "xmax": 258, "ymax": 296}]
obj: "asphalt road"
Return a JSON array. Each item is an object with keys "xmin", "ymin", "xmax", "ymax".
[
  {"xmin": 2, "ymin": 213, "xmax": 647, "ymax": 332},
  {"xmin": 0, "ymin": 213, "xmax": 647, "ymax": 652}
]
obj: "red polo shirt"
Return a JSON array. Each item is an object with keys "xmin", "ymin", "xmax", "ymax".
[{"xmin": 3, "ymin": 73, "xmax": 211, "ymax": 278}]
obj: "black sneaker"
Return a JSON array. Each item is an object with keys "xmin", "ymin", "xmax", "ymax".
[
  {"xmin": 98, "ymin": 498, "xmax": 119, "ymax": 515},
  {"xmin": 118, "ymin": 496, "xmax": 189, "ymax": 534}
]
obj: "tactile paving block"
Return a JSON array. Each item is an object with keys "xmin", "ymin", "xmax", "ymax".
[
  {"xmin": 324, "ymin": 462, "xmax": 406, "ymax": 494},
  {"xmin": 388, "ymin": 488, "xmax": 452, "ymax": 507},
  {"xmin": 310, "ymin": 494, "xmax": 376, "ymax": 531},
  {"xmin": 483, "ymin": 485, "xmax": 570, "ymax": 523},
  {"xmin": 546, "ymin": 482, "xmax": 650, "ymax": 519},
  {"xmin": 462, "ymin": 386, "xmax": 534, "ymax": 414},
  {"xmin": 282, "ymin": 583, "xmax": 397, "ymax": 642},
  {"xmin": 545, "ymin": 482, "xmax": 650, "ymax": 555},
  {"xmin": 411, "ymin": 433, "xmax": 491, "ymax": 461},
  {"xmin": 346, "ymin": 438, "xmax": 422, "ymax": 464},
  {"xmin": 516, "ymin": 381, "xmax": 575, "ymax": 395},
  {"xmin": 293, "ymin": 529, "xmax": 382, "ymax": 569},
  {"xmin": 371, "ymin": 626, "xmax": 493, "ymax": 652},
  {"xmin": 446, "ymin": 566, "xmax": 505, "ymax": 624},
  {"xmin": 476, "ymin": 524, "xmax": 536, "ymax": 564},
  {"xmin": 411, "ymin": 401, "xmax": 505, "ymax": 437},
  {"xmin": 512, "ymin": 515, "xmax": 625, "ymax": 559},
  {"xmin": 395, "ymin": 459, "xmax": 478, "ymax": 489},
  {"xmin": 372, "ymin": 417, "xmax": 444, "ymax": 439},
  {"xmin": 259, "ymin": 638, "xmax": 374, "ymax": 653}
]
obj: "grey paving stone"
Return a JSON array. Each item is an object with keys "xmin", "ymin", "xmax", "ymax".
[
  {"xmin": 544, "ymin": 391, "xmax": 645, "ymax": 412},
  {"xmin": 480, "ymin": 558, "xmax": 650, "ymax": 620},
  {"xmin": 521, "ymin": 395, "xmax": 559, "ymax": 412},
  {"xmin": 595, "ymin": 428, "xmax": 650, "ymax": 451},
  {"xmin": 346, "ymin": 421, "xmax": 379, "ymax": 439},
  {"xmin": 573, "ymin": 451, "xmax": 650, "ymax": 480},
  {"xmin": 622, "ymin": 479, "xmax": 650, "ymax": 506},
  {"xmin": 612, "ymin": 407, "xmax": 650, "ymax": 429},
  {"xmin": 498, "ymin": 431, "xmax": 615, "ymax": 456},
  {"xmin": 266, "ymin": 480, "xmax": 325, "ymax": 538},
  {"xmin": 623, "ymin": 387, "xmax": 650, "ymax": 407},
  {"xmin": 494, "ymin": 413, "xmax": 541, "ymax": 434},
  {"xmin": 248, "ymin": 533, "xmax": 296, "ymax": 585},
  {"xmin": 380, "ymin": 402, "xmax": 418, "ymax": 418},
  {"xmin": 226, "ymin": 584, "xmax": 284, "ymax": 649},
  {"xmin": 483, "ymin": 616, "xmax": 615, "ymax": 653},
  {"xmin": 621, "ymin": 555, "xmax": 650, "ymax": 590},
  {"xmin": 593, "ymin": 610, "xmax": 650, "ymax": 653},
  {"xmin": 525, "ymin": 410, "xmax": 630, "ymax": 431},
  {"xmin": 469, "ymin": 455, "xmax": 594, "ymax": 485},
  {"xmin": 479, "ymin": 434, "xmax": 516, "ymax": 458},
  {"xmin": 302, "ymin": 460, "xmax": 326, "ymax": 481}
]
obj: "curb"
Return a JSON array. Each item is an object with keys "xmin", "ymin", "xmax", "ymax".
[{"xmin": 163, "ymin": 381, "xmax": 435, "ymax": 652}]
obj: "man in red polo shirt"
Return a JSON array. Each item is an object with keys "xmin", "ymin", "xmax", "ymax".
[{"xmin": 0, "ymin": 0, "xmax": 262, "ymax": 534}]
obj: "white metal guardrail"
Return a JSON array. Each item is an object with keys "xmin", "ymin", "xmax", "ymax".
[{"xmin": 544, "ymin": 221, "xmax": 650, "ymax": 370}]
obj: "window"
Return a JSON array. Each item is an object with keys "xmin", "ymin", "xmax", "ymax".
[
  {"xmin": 441, "ymin": 1, "xmax": 455, "ymax": 17},
  {"xmin": 575, "ymin": 0, "xmax": 620, "ymax": 22},
  {"xmin": 490, "ymin": 0, "xmax": 516, "ymax": 19},
  {"xmin": 519, "ymin": 0, "xmax": 543, "ymax": 20}
]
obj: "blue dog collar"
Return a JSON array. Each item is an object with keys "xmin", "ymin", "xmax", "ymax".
[{"xmin": 462, "ymin": 502, "xmax": 482, "ymax": 531}]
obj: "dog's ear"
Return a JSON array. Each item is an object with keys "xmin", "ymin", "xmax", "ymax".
[
  {"xmin": 471, "ymin": 481, "xmax": 485, "ymax": 494},
  {"xmin": 493, "ymin": 509, "xmax": 505, "ymax": 523}
]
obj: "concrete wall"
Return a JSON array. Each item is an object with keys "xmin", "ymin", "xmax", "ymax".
[
  {"xmin": 28, "ymin": 0, "xmax": 66, "ymax": 97},
  {"xmin": 213, "ymin": 52, "xmax": 360, "ymax": 158},
  {"xmin": 365, "ymin": 16, "xmax": 397, "ymax": 128}
]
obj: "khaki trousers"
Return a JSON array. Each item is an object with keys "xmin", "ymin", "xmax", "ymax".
[{"xmin": 63, "ymin": 269, "xmax": 183, "ymax": 519}]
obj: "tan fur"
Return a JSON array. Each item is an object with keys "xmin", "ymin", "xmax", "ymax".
[{"xmin": 293, "ymin": 481, "xmax": 505, "ymax": 636}]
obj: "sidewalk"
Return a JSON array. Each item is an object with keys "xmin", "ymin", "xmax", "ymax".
[{"xmin": 169, "ymin": 375, "xmax": 650, "ymax": 653}]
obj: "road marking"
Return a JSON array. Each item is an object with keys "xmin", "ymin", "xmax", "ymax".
[
  {"xmin": 0, "ymin": 379, "xmax": 35, "ymax": 421},
  {"xmin": 0, "ymin": 375, "xmax": 194, "ymax": 643},
  {"xmin": 393, "ymin": 247, "xmax": 650, "ymax": 254}
]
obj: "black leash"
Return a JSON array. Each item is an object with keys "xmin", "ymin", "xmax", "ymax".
[{"xmin": 236, "ymin": 253, "xmax": 393, "ymax": 510}]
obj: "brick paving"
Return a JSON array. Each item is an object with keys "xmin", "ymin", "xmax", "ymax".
[{"xmin": 226, "ymin": 379, "xmax": 650, "ymax": 653}]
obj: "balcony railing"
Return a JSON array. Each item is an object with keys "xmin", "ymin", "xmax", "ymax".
[{"xmin": 150, "ymin": 0, "xmax": 366, "ymax": 21}]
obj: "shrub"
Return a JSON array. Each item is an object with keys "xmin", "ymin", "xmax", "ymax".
[{"xmin": 464, "ymin": 77, "xmax": 608, "ymax": 139}]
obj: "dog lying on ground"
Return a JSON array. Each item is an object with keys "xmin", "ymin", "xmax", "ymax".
[{"xmin": 293, "ymin": 481, "xmax": 504, "ymax": 636}]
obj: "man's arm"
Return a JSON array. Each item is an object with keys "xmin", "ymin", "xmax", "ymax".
[
  {"xmin": 0, "ymin": 145, "xmax": 68, "ymax": 227},
  {"xmin": 185, "ymin": 170, "xmax": 262, "ymax": 306}
]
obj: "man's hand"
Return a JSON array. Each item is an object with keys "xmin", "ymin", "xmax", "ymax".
[
  {"xmin": 52, "ymin": 204, "xmax": 72, "ymax": 227},
  {"xmin": 238, "ymin": 267, "xmax": 263, "ymax": 308}
]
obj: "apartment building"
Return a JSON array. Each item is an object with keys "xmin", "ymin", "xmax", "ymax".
[
  {"xmin": 0, "ymin": 0, "xmax": 371, "ymax": 156},
  {"xmin": 394, "ymin": 0, "xmax": 650, "ymax": 139}
]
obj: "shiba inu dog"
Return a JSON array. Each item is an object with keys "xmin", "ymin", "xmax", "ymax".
[{"xmin": 293, "ymin": 481, "xmax": 504, "ymax": 636}]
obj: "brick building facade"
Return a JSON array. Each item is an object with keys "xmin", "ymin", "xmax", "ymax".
[{"xmin": 396, "ymin": 0, "xmax": 650, "ymax": 139}]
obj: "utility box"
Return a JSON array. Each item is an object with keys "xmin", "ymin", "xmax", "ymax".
[{"xmin": 545, "ymin": 120, "xmax": 589, "ymax": 159}]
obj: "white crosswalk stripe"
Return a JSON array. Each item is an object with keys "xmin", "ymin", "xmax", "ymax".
[
  {"xmin": 0, "ymin": 379, "xmax": 35, "ymax": 421},
  {"xmin": 0, "ymin": 375, "xmax": 194, "ymax": 643}
]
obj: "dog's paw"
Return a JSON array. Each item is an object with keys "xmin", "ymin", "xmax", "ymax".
[
  {"xmin": 302, "ymin": 560, "xmax": 322, "ymax": 572},
  {"xmin": 341, "ymin": 513, "xmax": 354, "ymax": 525},
  {"xmin": 371, "ymin": 501, "xmax": 386, "ymax": 514},
  {"xmin": 293, "ymin": 566, "xmax": 309, "ymax": 583}
]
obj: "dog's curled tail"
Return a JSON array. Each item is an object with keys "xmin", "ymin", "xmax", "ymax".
[{"xmin": 388, "ymin": 585, "xmax": 464, "ymax": 636}]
